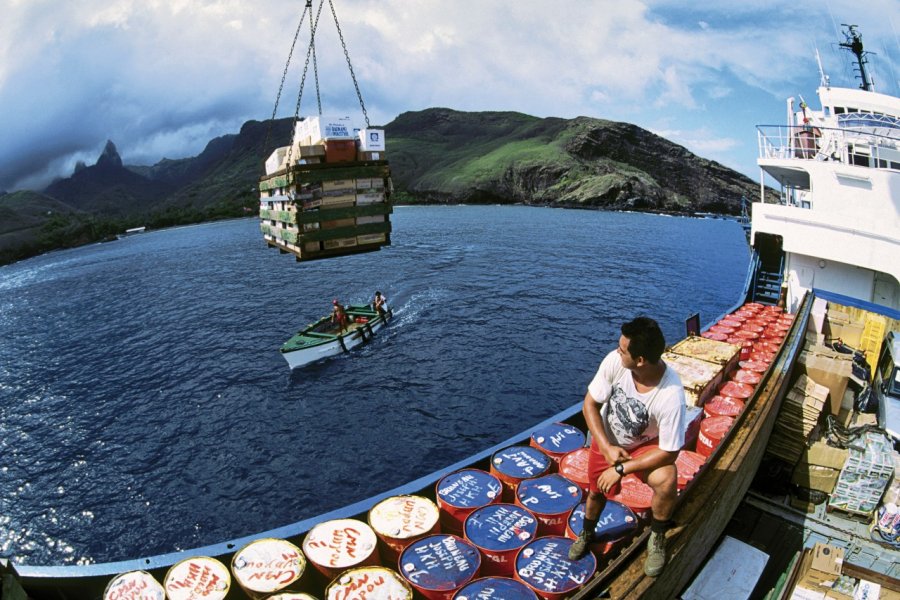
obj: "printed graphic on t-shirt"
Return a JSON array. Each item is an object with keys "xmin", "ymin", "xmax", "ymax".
[{"xmin": 608, "ymin": 384, "xmax": 649, "ymax": 440}]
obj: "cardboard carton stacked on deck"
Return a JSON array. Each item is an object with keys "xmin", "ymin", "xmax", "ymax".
[
  {"xmin": 829, "ymin": 431, "xmax": 895, "ymax": 516},
  {"xmin": 787, "ymin": 543, "xmax": 900, "ymax": 599},
  {"xmin": 768, "ymin": 374, "xmax": 831, "ymax": 465},
  {"xmin": 790, "ymin": 441, "xmax": 849, "ymax": 512}
]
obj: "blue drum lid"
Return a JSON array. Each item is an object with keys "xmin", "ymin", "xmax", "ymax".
[
  {"xmin": 516, "ymin": 474, "xmax": 582, "ymax": 515},
  {"xmin": 438, "ymin": 469, "xmax": 503, "ymax": 509},
  {"xmin": 531, "ymin": 423, "xmax": 586, "ymax": 454},
  {"xmin": 491, "ymin": 447, "xmax": 551, "ymax": 480},
  {"xmin": 515, "ymin": 537, "xmax": 596, "ymax": 594},
  {"xmin": 464, "ymin": 504, "xmax": 538, "ymax": 552},
  {"xmin": 453, "ymin": 577, "xmax": 539, "ymax": 600},
  {"xmin": 400, "ymin": 534, "xmax": 481, "ymax": 591},
  {"xmin": 568, "ymin": 501, "xmax": 638, "ymax": 542}
]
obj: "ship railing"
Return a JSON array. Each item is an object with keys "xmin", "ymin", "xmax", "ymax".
[{"xmin": 757, "ymin": 124, "xmax": 900, "ymax": 170}]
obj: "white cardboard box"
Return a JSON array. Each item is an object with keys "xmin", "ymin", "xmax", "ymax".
[{"xmin": 358, "ymin": 128, "xmax": 386, "ymax": 151}]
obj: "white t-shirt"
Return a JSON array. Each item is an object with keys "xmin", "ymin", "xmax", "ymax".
[{"xmin": 587, "ymin": 350, "xmax": 686, "ymax": 452}]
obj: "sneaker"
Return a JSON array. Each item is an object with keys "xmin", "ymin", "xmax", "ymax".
[
  {"xmin": 644, "ymin": 530, "xmax": 667, "ymax": 576},
  {"xmin": 568, "ymin": 528, "xmax": 593, "ymax": 561}
]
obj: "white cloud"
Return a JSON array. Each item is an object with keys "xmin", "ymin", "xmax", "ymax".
[{"xmin": 1, "ymin": 0, "xmax": 898, "ymax": 190}]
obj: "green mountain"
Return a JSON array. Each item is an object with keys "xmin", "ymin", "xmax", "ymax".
[{"xmin": 1, "ymin": 109, "xmax": 761, "ymax": 266}]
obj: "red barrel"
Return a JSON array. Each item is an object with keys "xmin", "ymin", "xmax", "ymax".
[
  {"xmin": 302, "ymin": 519, "xmax": 379, "ymax": 581},
  {"xmin": 514, "ymin": 537, "xmax": 596, "ymax": 600},
  {"xmin": 489, "ymin": 446, "xmax": 552, "ymax": 502},
  {"xmin": 731, "ymin": 369, "xmax": 762, "ymax": 386},
  {"xmin": 565, "ymin": 501, "xmax": 638, "ymax": 555},
  {"xmin": 436, "ymin": 469, "xmax": 503, "ymax": 536},
  {"xmin": 733, "ymin": 329, "xmax": 760, "ymax": 341},
  {"xmin": 697, "ymin": 416, "xmax": 734, "ymax": 457},
  {"xmin": 232, "ymin": 538, "xmax": 307, "ymax": 599},
  {"xmin": 749, "ymin": 351, "xmax": 775, "ymax": 364},
  {"xmin": 726, "ymin": 312, "xmax": 748, "ymax": 323},
  {"xmin": 739, "ymin": 360, "xmax": 768, "ymax": 373},
  {"xmin": 369, "ymin": 496, "xmax": 441, "ymax": 564},
  {"xmin": 452, "ymin": 576, "xmax": 539, "ymax": 600},
  {"xmin": 515, "ymin": 474, "xmax": 582, "ymax": 536},
  {"xmin": 529, "ymin": 422, "xmax": 585, "ymax": 465},
  {"xmin": 742, "ymin": 323, "xmax": 765, "ymax": 334},
  {"xmin": 675, "ymin": 450, "xmax": 707, "ymax": 490},
  {"xmin": 719, "ymin": 318, "xmax": 742, "ymax": 329},
  {"xmin": 701, "ymin": 331, "xmax": 729, "ymax": 341},
  {"xmin": 325, "ymin": 567, "xmax": 413, "ymax": 600},
  {"xmin": 399, "ymin": 534, "xmax": 481, "ymax": 600},
  {"xmin": 104, "ymin": 571, "xmax": 165, "ymax": 600},
  {"xmin": 609, "ymin": 474, "xmax": 654, "ymax": 520},
  {"xmin": 703, "ymin": 395, "xmax": 744, "ymax": 419},
  {"xmin": 739, "ymin": 340, "xmax": 754, "ymax": 360},
  {"xmin": 164, "ymin": 557, "xmax": 231, "ymax": 600},
  {"xmin": 558, "ymin": 448, "xmax": 591, "ymax": 493},
  {"xmin": 719, "ymin": 380, "xmax": 754, "ymax": 400},
  {"xmin": 464, "ymin": 504, "xmax": 538, "ymax": 577},
  {"xmin": 709, "ymin": 324, "xmax": 736, "ymax": 335}
]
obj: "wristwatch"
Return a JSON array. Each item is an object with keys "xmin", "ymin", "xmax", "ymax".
[{"xmin": 614, "ymin": 463, "xmax": 626, "ymax": 476}]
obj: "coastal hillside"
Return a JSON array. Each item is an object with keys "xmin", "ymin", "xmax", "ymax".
[{"xmin": 1, "ymin": 109, "xmax": 762, "ymax": 265}]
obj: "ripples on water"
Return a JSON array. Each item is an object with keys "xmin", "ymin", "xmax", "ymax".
[{"xmin": 0, "ymin": 206, "xmax": 748, "ymax": 565}]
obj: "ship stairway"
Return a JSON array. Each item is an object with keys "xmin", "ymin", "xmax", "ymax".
[{"xmin": 749, "ymin": 233, "xmax": 785, "ymax": 305}]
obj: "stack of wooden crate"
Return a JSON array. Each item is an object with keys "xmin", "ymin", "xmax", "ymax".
[{"xmin": 259, "ymin": 119, "xmax": 392, "ymax": 261}]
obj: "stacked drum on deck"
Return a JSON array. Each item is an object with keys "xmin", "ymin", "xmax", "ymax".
[{"xmin": 102, "ymin": 303, "xmax": 793, "ymax": 600}]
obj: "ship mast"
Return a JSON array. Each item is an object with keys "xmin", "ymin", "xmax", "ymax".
[{"xmin": 839, "ymin": 24, "xmax": 874, "ymax": 92}]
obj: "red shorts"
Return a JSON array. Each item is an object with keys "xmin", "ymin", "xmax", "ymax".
[{"xmin": 587, "ymin": 438, "xmax": 657, "ymax": 495}]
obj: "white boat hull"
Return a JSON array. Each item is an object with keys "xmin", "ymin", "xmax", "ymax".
[{"xmin": 281, "ymin": 313, "xmax": 389, "ymax": 369}]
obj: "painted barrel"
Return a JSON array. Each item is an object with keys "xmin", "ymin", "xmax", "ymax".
[
  {"xmin": 514, "ymin": 474, "xmax": 582, "ymax": 536},
  {"xmin": 609, "ymin": 474, "xmax": 654, "ymax": 520},
  {"xmin": 514, "ymin": 537, "xmax": 596, "ymax": 600},
  {"xmin": 232, "ymin": 538, "xmax": 307, "ymax": 599},
  {"xmin": 399, "ymin": 534, "xmax": 481, "ymax": 600},
  {"xmin": 270, "ymin": 594, "xmax": 318, "ymax": 600},
  {"xmin": 453, "ymin": 576, "xmax": 539, "ymax": 600},
  {"xmin": 733, "ymin": 329, "xmax": 760, "ymax": 341},
  {"xmin": 719, "ymin": 318, "xmax": 742, "ymax": 328},
  {"xmin": 719, "ymin": 380, "xmax": 755, "ymax": 400},
  {"xmin": 565, "ymin": 501, "xmax": 638, "ymax": 555},
  {"xmin": 325, "ymin": 566, "xmax": 413, "ymax": 600},
  {"xmin": 436, "ymin": 469, "xmax": 503, "ymax": 536},
  {"xmin": 558, "ymin": 447, "xmax": 591, "ymax": 493},
  {"xmin": 741, "ymin": 323, "xmax": 765, "ymax": 334},
  {"xmin": 489, "ymin": 446, "xmax": 552, "ymax": 502},
  {"xmin": 739, "ymin": 360, "xmax": 768, "ymax": 373},
  {"xmin": 731, "ymin": 369, "xmax": 762, "ymax": 386},
  {"xmin": 464, "ymin": 503, "xmax": 538, "ymax": 577},
  {"xmin": 675, "ymin": 450, "xmax": 707, "ymax": 490},
  {"xmin": 369, "ymin": 496, "xmax": 441, "ymax": 564},
  {"xmin": 703, "ymin": 395, "xmax": 744, "ymax": 419},
  {"xmin": 164, "ymin": 557, "xmax": 230, "ymax": 600},
  {"xmin": 684, "ymin": 405, "xmax": 704, "ymax": 448},
  {"xmin": 302, "ymin": 519, "xmax": 379, "ymax": 581},
  {"xmin": 529, "ymin": 422, "xmax": 585, "ymax": 464},
  {"xmin": 739, "ymin": 340, "xmax": 754, "ymax": 360},
  {"xmin": 749, "ymin": 351, "xmax": 775, "ymax": 364},
  {"xmin": 700, "ymin": 331, "xmax": 728, "ymax": 342},
  {"xmin": 697, "ymin": 416, "xmax": 735, "ymax": 458},
  {"xmin": 708, "ymin": 324, "xmax": 735, "ymax": 335},
  {"xmin": 103, "ymin": 571, "xmax": 165, "ymax": 600}
]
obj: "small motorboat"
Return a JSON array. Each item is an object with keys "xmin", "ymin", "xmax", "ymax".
[{"xmin": 280, "ymin": 304, "xmax": 392, "ymax": 369}]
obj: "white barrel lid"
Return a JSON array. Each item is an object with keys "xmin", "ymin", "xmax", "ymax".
[
  {"xmin": 302, "ymin": 519, "xmax": 377, "ymax": 569},
  {"xmin": 232, "ymin": 538, "xmax": 306, "ymax": 593},
  {"xmin": 164, "ymin": 556, "xmax": 231, "ymax": 600},
  {"xmin": 369, "ymin": 496, "xmax": 439, "ymax": 540},
  {"xmin": 269, "ymin": 594, "xmax": 319, "ymax": 600},
  {"xmin": 326, "ymin": 567, "xmax": 412, "ymax": 600},
  {"xmin": 103, "ymin": 570, "xmax": 165, "ymax": 600}
]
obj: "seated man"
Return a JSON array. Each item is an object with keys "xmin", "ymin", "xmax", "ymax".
[
  {"xmin": 568, "ymin": 316, "xmax": 686, "ymax": 578},
  {"xmin": 372, "ymin": 290, "xmax": 388, "ymax": 319}
]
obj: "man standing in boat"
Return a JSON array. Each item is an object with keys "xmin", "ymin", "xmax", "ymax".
[
  {"xmin": 331, "ymin": 299, "xmax": 349, "ymax": 333},
  {"xmin": 568, "ymin": 316, "xmax": 685, "ymax": 578}
]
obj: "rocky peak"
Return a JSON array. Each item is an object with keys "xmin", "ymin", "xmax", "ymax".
[{"xmin": 96, "ymin": 140, "xmax": 122, "ymax": 169}]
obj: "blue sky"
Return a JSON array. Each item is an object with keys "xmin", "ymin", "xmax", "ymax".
[{"xmin": 1, "ymin": 0, "xmax": 898, "ymax": 192}]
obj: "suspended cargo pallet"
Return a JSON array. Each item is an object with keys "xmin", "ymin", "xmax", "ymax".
[{"xmin": 259, "ymin": 157, "xmax": 393, "ymax": 261}]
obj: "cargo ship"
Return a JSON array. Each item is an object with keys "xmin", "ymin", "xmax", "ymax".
[{"xmin": 4, "ymin": 25, "xmax": 900, "ymax": 600}]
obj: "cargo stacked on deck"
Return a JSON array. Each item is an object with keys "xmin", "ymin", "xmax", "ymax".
[{"xmin": 259, "ymin": 116, "xmax": 392, "ymax": 261}]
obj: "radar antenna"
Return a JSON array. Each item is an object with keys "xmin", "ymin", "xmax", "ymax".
[{"xmin": 839, "ymin": 24, "xmax": 875, "ymax": 92}]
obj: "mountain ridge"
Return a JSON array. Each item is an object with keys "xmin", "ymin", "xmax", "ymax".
[{"xmin": 0, "ymin": 109, "xmax": 763, "ymax": 265}]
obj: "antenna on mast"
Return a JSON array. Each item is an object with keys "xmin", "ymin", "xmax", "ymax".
[
  {"xmin": 839, "ymin": 24, "xmax": 875, "ymax": 92},
  {"xmin": 815, "ymin": 47, "xmax": 829, "ymax": 88}
]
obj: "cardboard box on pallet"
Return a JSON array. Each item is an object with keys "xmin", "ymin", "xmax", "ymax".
[
  {"xmin": 797, "ymin": 350, "xmax": 851, "ymax": 416},
  {"xmin": 295, "ymin": 115, "xmax": 359, "ymax": 144},
  {"xmin": 828, "ymin": 431, "xmax": 894, "ymax": 516},
  {"xmin": 324, "ymin": 140, "xmax": 357, "ymax": 163}
]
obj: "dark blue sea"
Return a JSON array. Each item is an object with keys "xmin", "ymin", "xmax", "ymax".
[{"xmin": 0, "ymin": 206, "xmax": 748, "ymax": 566}]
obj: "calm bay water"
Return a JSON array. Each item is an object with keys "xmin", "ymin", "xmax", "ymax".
[{"xmin": 0, "ymin": 206, "xmax": 748, "ymax": 566}]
